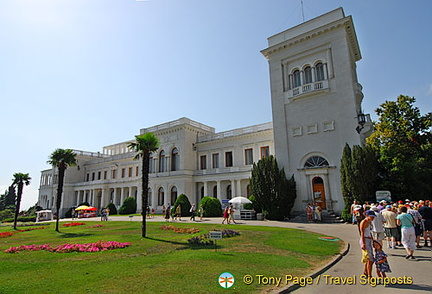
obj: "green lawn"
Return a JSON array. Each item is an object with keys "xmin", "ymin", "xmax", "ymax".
[{"xmin": 0, "ymin": 221, "xmax": 342, "ymax": 294}]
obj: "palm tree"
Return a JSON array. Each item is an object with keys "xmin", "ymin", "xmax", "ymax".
[
  {"xmin": 12, "ymin": 173, "xmax": 31, "ymax": 230},
  {"xmin": 128, "ymin": 132, "xmax": 159, "ymax": 237},
  {"xmin": 47, "ymin": 149, "xmax": 77, "ymax": 232}
]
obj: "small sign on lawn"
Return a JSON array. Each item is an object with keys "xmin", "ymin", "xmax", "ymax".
[{"xmin": 209, "ymin": 231, "xmax": 223, "ymax": 240}]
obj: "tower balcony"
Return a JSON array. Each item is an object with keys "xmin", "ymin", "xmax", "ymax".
[{"xmin": 285, "ymin": 80, "xmax": 330, "ymax": 103}]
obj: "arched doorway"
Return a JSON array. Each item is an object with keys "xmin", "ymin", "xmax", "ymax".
[{"xmin": 312, "ymin": 177, "xmax": 326, "ymax": 209}]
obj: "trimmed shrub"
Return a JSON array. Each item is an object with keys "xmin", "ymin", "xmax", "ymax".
[
  {"xmin": 119, "ymin": 197, "xmax": 137, "ymax": 215},
  {"xmin": 199, "ymin": 196, "xmax": 222, "ymax": 217},
  {"xmin": 172, "ymin": 194, "xmax": 192, "ymax": 217},
  {"xmin": 3, "ymin": 216, "xmax": 36, "ymax": 223},
  {"xmin": 341, "ymin": 208, "xmax": 352, "ymax": 223},
  {"xmin": 0, "ymin": 209, "xmax": 15, "ymax": 221},
  {"xmin": 106, "ymin": 203, "xmax": 117, "ymax": 215},
  {"xmin": 65, "ymin": 207, "xmax": 74, "ymax": 218}
]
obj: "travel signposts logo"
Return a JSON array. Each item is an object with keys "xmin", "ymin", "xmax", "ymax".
[{"xmin": 219, "ymin": 272, "xmax": 235, "ymax": 289}]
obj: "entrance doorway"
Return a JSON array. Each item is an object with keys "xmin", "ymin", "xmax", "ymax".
[{"xmin": 312, "ymin": 177, "xmax": 326, "ymax": 210}]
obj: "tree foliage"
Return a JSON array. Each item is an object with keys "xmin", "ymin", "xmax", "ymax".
[
  {"xmin": 47, "ymin": 148, "xmax": 77, "ymax": 232},
  {"xmin": 340, "ymin": 143, "xmax": 379, "ymax": 206},
  {"xmin": 249, "ymin": 155, "xmax": 296, "ymax": 220},
  {"xmin": 340, "ymin": 144, "xmax": 353, "ymax": 210},
  {"xmin": 128, "ymin": 132, "xmax": 159, "ymax": 237},
  {"xmin": 0, "ymin": 186, "xmax": 16, "ymax": 211},
  {"xmin": 367, "ymin": 95, "xmax": 432, "ymax": 200}
]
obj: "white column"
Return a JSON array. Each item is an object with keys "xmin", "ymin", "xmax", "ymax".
[
  {"xmin": 230, "ymin": 180, "xmax": 236, "ymax": 198},
  {"xmin": 236, "ymin": 179, "xmax": 242, "ymax": 197},
  {"xmin": 217, "ymin": 181, "xmax": 222, "ymax": 201},
  {"xmin": 91, "ymin": 189, "xmax": 95, "ymax": 205},
  {"xmin": 323, "ymin": 63, "xmax": 329, "ymax": 80},
  {"xmin": 101, "ymin": 188, "xmax": 106, "ymax": 208},
  {"xmin": 326, "ymin": 48, "xmax": 333, "ymax": 78},
  {"xmin": 136, "ymin": 186, "xmax": 142, "ymax": 213},
  {"xmin": 203, "ymin": 181, "xmax": 208, "ymax": 198}
]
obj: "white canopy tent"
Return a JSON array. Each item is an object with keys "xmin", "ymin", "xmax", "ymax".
[{"xmin": 36, "ymin": 210, "xmax": 53, "ymax": 222}]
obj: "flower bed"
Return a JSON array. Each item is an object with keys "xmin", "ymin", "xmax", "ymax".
[
  {"xmin": 62, "ymin": 222, "xmax": 86, "ymax": 227},
  {"xmin": 188, "ymin": 229, "xmax": 241, "ymax": 245},
  {"xmin": 160, "ymin": 225, "xmax": 200, "ymax": 234},
  {"xmin": 4, "ymin": 241, "xmax": 130, "ymax": 253},
  {"xmin": 0, "ymin": 232, "xmax": 14, "ymax": 238},
  {"xmin": 0, "ymin": 226, "xmax": 49, "ymax": 239}
]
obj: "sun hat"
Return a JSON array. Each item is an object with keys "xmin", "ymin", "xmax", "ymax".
[{"xmin": 365, "ymin": 210, "xmax": 376, "ymax": 217}]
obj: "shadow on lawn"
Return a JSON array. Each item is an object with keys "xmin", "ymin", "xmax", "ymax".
[
  {"xmin": 145, "ymin": 236, "xmax": 187, "ymax": 246},
  {"xmin": 145, "ymin": 236, "xmax": 224, "ymax": 251},
  {"xmin": 59, "ymin": 233, "xmax": 94, "ymax": 238}
]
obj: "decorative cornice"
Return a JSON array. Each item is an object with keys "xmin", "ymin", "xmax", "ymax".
[{"xmin": 261, "ymin": 17, "xmax": 361, "ymax": 62}]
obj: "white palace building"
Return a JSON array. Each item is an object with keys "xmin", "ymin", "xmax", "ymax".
[{"xmin": 38, "ymin": 8, "xmax": 372, "ymax": 217}]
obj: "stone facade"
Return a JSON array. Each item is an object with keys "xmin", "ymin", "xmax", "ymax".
[
  {"xmin": 38, "ymin": 8, "xmax": 371, "ymax": 217},
  {"xmin": 38, "ymin": 118, "xmax": 274, "ymax": 216},
  {"xmin": 261, "ymin": 8, "xmax": 371, "ymax": 214}
]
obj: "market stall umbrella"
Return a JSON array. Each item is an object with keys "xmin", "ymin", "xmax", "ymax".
[
  {"xmin": 74, "ymin": 205, "xmax": 89, "ymax": 211},
  {"xmin": 228, "ymin": 196, "xmax": 252, "ymax": 204},
  {"xmin": 85, "ymin": 206, "xmax": 97, "ymax": 211}
]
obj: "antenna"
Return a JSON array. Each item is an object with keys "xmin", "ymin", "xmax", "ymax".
[{"xmin": 301, "ymin": 0, "xmax": 305, "ymax": 22}]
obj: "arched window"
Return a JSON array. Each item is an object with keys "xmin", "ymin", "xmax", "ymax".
[
  {"xmin": 159, "ymin": 150, "xmax": 165, "ymax": 173},
  {"xmin": 171, "ymin": 148, "xmax": 179, "ymax": 171},
  {"xmin": 226, "ymin": 185, "xmax": 232, "ymax": 200},
  {"xmin": 315, "ymin": 63, "xmax": 325, "ymax": 81},
  {"xmin": 304, "ymin": 66, "xmax": 312, "ymax": 84},
  {"xmin": 171, "ymin": 186, "xmax": 177, "ymax": 204},
  {"xmin": 148, "ymin": 188, "xmax": 152, "ymax": 207},
  {"xmin": 304, "ymin": 156, "xmax": 329, "ymax": 168},
  {"xmin": 158, "ymin": 187, "xmax": 164, "ymax": 206},
  {"xmin": 293, "ymin": 70, "xmax": 301, "ymax": 88}
]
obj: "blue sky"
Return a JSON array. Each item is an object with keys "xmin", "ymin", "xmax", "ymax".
[{"xmin": 1, "ymin": 0, "xmax": 431, "ymax": 210}]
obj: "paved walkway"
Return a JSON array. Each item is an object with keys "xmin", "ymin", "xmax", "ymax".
[{"xmin": 61, "ymin": 215, "xmax": 432, "ymax": 293}]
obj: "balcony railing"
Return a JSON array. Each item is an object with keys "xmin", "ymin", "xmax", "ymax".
[{"xmin": 285, "ymin": 80, "xmax": 329, "ymax": 101}]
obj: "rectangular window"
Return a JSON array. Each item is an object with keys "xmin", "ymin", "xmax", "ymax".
[
  {"xmin": 86, "ymin": 173, "xmax": 89, "ymax": 182},
  {"xmin": 136, "ymin": 166, "xmax": 139, "ymax": 177},
  {"xmin": 128, "ymin": 167, "xmax": 132, "ymax": 177},
  {"xmin": 149, "ymin": 157, "xmax": 154, "ymax": 173},
  {"xmin": 245, "ymin": 148, "xmax": 253, "ymax": 165},
  {"xmin": 200, "ymin": 155, "xmax": 207, "ymax": 170},
  {"xmin": 92, "ymin": 172, "xmax": 95, "ymax": 181},
  {"xmin": 104, "ymin": 171, "xmax": 107, "ymax": 180},
  {"xmin": 225, "ymin": 151, "xmax": 233, "ymax": 167},
  {"xmin": 261, "ymin": 146, "xmax": 270, "ymax": 159},
  {"xmin": 112, "ymin": 170, "xmax": 117, "ymax": 179},
  {"xmin": 121, "ymin": 168, "xmax": 125, "ymax": 178},
  {"xmin": 98, "ymin": 171, "xmax": 101, "ymax": 180},
  {"xmin": 212, "ymin": 153, "xmax": 219, "ymax": 168}
]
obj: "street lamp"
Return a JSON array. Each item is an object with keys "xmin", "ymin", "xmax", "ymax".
[{"xmin": 356, "ymin": 111, "xmax": 366, "ymax": 133}]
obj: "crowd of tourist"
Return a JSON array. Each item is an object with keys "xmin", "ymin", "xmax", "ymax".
[{"xmin": 352, "ymin": 199, "xmax": 432, "ymax": 278}]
